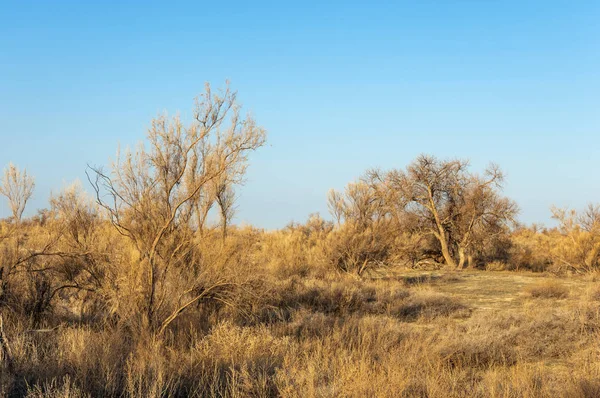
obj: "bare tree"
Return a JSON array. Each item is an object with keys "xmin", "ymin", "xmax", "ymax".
[
  {"xmin": 48, "ymin": 183, "xmax": 110, "ymax": 305},
  {"xmin": 577, "ymin": 203, "xmax": 600, "ymax": 234},
  {"xmin": 327, "ymin": 189, "xmax": 345, "ymax": 227},
  {"xmin": 87, "ymin": 82, "xmax": 266, "ymax": 334},
  {"xmin": 327, "ymin": 177, "xmax": 393, "ymax": 275},
  {"xmin": 327, "ymin": 179, "xmax": 387, "ymax": 229},
  {"xmin": 378, "ymin": 155, "xmax": 518, "ymax": 269},
  {"xmin": 0, "ymin": 163, "xmax": 35, "ymax": 223}
]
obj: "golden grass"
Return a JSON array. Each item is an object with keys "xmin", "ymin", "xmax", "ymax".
[
  {"xmin": 526, "ymin": 280, "xmax": 570, "ymax": 299},
  {"xmin": 1, "ymin": 268, "xmax": 599, "ymax": 397}
]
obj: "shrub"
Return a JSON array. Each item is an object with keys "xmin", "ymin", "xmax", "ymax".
[{"xmin": 326, "ymin": 222, "xmax": 393, "ymax": 276}]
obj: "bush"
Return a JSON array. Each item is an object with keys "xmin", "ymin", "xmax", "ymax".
[{"xmin": 326, "ymin": 222, "xmax": 393, "ymax": 276}]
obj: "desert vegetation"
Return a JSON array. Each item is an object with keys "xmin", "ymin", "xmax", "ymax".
[{"xmin": 1, "ymin": 84, "xmax": 600, "ymax": 397}]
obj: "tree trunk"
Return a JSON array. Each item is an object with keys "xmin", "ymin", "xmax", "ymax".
[
  {"xmin": 428, "ymin": 191, "xmax": 456, "ymax": 269},
  {"xmin": 147, "ymin": 260, "xmax": 157, "ymax": 329},
  {"xmin": 439, "ymin": 237, "xmax": 457, "ymax": 268},
  {"xmin": 220, "ymin": 208, "xmax": 228, "ymax": 241},
  {"xmin": 457, "ymin": 246, "xmax": 466, "ymax": 270}
]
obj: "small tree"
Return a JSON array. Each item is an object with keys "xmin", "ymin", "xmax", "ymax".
[
  {"xmin": 88, "ymin": 82, "xmax": 266, "ymax": 334},
  {"xmin": 327, "ymin": 177, "xmax": 393, "ymax": 275},
  {"xmin": 0, "ymin": 163, "xmax": 35, "ymax": 223}
]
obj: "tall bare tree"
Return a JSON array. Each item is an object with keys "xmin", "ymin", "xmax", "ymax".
[{"xmin": 87, "ymin": 82, "xmax": 266, "ymax": 334}]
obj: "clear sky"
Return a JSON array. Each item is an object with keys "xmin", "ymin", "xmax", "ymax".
[{"xmin": 1, "ymin": 0, "xmax": 599, "ymax": 229}]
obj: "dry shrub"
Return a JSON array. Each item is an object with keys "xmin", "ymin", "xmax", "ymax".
[
  {"xmin": 571, "ymin": 380, "xmax": 600, "ymax": 398},
  {"xmin": 256, "ymin": 226, "xmax": 329, "ymax": 279},
  {"xmin": 326, "ymin": 222, "xmax": 393, "ymax": 276},
  {"xmin": 526, "ymin": 280, "xmax": 570, "ymax": 299},
  {"xmin": 509, "ymin": 228, "xmax": 553, "ymax": 272},
  {"xmin": 10, "ymin": 319, "xmax": 292, "ymax": 397},
  {"xmin": 509, "ymin": 206, "xmax": 600, "ymax": 274},
  {"xmin": 250, "ymin": 214, "xmax": 333, "ymax": 280}
]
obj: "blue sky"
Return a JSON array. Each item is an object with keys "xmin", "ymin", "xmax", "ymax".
[{"xmin": 1, "ymin": 0, "xmax": 599, "ymax": 228}]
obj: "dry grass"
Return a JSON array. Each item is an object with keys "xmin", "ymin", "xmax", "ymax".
[
  {"xmin": 2, "ymin": 217, "xmax": 600, "ymax": 397},
  {"xmin": 1, "ymin": 268, "xmax": 599, "ymax": 397},
  {"xmin": 526, "ymin": 280, "xmax": 570, "ymax": 299}
]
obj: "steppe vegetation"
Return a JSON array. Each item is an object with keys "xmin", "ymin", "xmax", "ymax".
[{"xmin": 1, "ymin": 85, "xmax": 600, "ymax": 397}]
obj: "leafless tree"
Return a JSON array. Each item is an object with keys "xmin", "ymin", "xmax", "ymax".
[
  {"xmin": 379, "ymin": 154, "xmax": 518, "ymax": 269},
  {"xmin": 0, "ymin": 163, "xmax": 35, "ymax": 223},
  {"xmin": 87, "ymin": 82, "xmax": 266, "ymax": 334},
  {"xmin": 577, "ymin": 203, "xmax": 600, "ymax": 234},
  {"xmin": 327, "ymin": 178, "xmax": 387, "ymax": 229},
  {"xmin": 327, "ymin": 189, "xmax": 345, "ymax": 227},
  {"xmin": 327, "ymin": 177, "xmax": 393, "ymax": 275}
]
